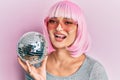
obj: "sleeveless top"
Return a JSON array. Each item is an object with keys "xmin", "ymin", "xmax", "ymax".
[{"xmin": 25, "ymin": 55, "xmax": 108, "ymax": 80}]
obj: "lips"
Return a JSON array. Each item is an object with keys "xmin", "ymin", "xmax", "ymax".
[
  {"xmin": 55, "ymin": 34, "xmax": 66, "ymax": 39},
  {"xmin": 54, "ymin": 33, "xmax": 67, "ymax": 42}
]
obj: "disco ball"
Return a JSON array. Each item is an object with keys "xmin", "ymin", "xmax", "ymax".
[{"xmin": 17, "ymin": 32, "xmax": 47, "ymax": 64}]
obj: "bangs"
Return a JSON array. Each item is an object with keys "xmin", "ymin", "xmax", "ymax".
[{"xmin": 48, "ymin": 1, "xmax": 81, "ymax": 22}]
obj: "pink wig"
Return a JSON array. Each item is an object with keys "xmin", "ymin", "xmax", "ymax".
[{"xmin": 43, "ymin": 0, "xmax": 91, "ymax": 57}]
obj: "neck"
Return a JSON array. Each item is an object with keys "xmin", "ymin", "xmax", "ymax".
[{"xmin": 52, "ymin": 48, "xmax": 73, "ymax": 63}]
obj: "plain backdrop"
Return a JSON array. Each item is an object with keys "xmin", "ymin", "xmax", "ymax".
[{"xmin": 0, "ymin": 0, "xmax": 120, "ymax": 80}]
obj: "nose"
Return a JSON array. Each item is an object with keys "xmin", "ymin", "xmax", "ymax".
[{"xmin": 56, "ymin": 24, "xmax": 63, "ymax": 31}]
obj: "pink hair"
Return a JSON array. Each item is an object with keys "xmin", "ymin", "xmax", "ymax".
[{"xmin": 43, "ymin": 0, "xmax": 91, "ymax": 57}]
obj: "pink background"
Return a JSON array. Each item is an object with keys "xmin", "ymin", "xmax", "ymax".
[{"xmin": 0, "ymin": 0, "xmax": 119, "ymax": 80}]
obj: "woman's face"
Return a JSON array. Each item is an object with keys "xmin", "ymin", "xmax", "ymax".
[{"xmin": 47, "ymin": 17, "xmax": 77, "ymax": 49}]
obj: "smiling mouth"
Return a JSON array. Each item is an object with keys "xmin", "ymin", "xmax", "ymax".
[{"xmin": 54, "ymin": 34, "xmax": 67, "ymax": 41}]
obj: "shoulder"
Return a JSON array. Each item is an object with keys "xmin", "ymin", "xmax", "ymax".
[{"xmin": 85, "ymin": 55, "xmax": 108, "ymax": 80}]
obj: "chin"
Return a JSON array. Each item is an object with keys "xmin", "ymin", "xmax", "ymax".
[{"xmin": 52, "ymin": 42, "xmax": 65, "ymax": 49}]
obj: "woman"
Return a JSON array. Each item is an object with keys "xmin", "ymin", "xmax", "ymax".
[{"xmin": 18, "ymin": 1, "xmax": 108, "ymax": 80}]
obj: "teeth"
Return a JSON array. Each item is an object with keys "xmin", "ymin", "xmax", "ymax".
[{"xmin": 55, "ymin": 34, "xmax": 66, "ymax": 39}]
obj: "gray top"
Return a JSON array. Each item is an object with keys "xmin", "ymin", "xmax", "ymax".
[{"xmin": 25, "ymin": 55, "xmax": 108, "ymax": 80}]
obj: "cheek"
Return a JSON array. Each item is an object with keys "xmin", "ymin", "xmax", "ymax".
[
  {"xmin": 47, "ymin": 27, "xmax": 54, "ymax": 30},
  {"xmin": 47, "ymin": 25, "xmax": 57, "ymax": 31},
  {"xmin": 47, "ymin": 23, "xmax": 55, "ymax": 30},
  {"xmin": 65, "ymin": 28, "xmax": 71, "ymax": 32},
  {"xmin": 65, "ymin": 27, "xmax": 77, "ymax": 33}
]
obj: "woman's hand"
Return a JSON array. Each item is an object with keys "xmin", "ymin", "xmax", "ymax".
[{"xmin": 18, "ymin": 56, "xmax": 48, "ymax": 80}]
